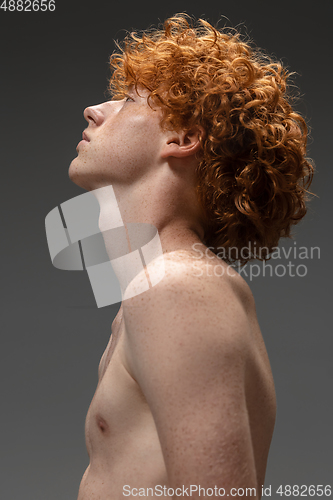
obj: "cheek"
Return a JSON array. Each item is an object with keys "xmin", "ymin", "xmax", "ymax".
[
  {"xmin": 106, "ymin": 117, "xmax": 162, "ymax": 161},
  {"xmin": 71, "ymin": 111, "xmax": 164, "ymax": 184}
]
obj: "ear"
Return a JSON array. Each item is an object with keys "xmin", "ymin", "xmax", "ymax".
[{"xmin": 160, "ymin": 127, "xmax": 204, "ymax": 159}]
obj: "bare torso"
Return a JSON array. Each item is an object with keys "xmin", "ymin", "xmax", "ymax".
[{"xmin": 77, "ymin": 257, "xmax": 276, "ymax": 500}]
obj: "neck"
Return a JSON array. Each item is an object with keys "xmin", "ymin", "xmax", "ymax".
[{"xmin": 91, "ymin": 169, "xmax": 205, "ymax": 296}]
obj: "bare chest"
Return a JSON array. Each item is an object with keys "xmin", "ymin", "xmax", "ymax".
[
  {"xmin": 81, "ymin": 308, "xmax": 168, "ymax": 490},
  {"xmin": 85, "ymin": 308, "xmax": 154, "ymax": 450},
  {"xmin": 98, "ymin": 314, "xmax": 124, "ymax": 380}
]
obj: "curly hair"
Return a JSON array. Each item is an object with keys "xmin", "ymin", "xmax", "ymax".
[{"xmin": 108, "ymin": 13, "xmax": 314, "ymax": 264}]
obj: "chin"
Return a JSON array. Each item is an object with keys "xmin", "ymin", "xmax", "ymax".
[{"xmin": 68, "ymin": 160, "xmax": 92, "ymax": 191}]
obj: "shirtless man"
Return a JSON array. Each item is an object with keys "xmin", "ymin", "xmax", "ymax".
[{"xmin": 68, "ymin": 14, "xmax": 313, "ymax": 499}]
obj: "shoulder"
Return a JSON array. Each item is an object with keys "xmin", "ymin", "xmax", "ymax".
[
  {"xmin": 125, "ymin": 247, "xmax": 255, "ymax": 312},
  {"xmin": 123, "ymin": 248, "xmax": 256, "ymax": 358}
]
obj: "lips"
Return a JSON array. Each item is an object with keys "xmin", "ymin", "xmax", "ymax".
[
  {"xmin": 76, "ymin": 131, "xmax": 90, "ymax": 152},
  {"xmin": 82, "ymin": 131, "xmax": 90, "ymax": 142}
]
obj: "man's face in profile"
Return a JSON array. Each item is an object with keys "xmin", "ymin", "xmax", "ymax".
[{"xmin": 69, "ymin": 87, "xmax": 167, "ymax": 191}]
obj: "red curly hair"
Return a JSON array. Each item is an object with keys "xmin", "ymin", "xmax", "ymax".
[{"xmin": 108, "ymin": 14, "xmax": 314, "ymax": 264}]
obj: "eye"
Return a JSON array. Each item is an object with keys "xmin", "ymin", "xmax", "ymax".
[{"xmin": 125, "ymin": 95, "xmax": 134, "ymax": 102}]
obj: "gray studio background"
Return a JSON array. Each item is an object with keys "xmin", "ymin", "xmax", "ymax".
[{"xmin": 1, "ymin": 1, "xmax": 331, "ymax": 498}]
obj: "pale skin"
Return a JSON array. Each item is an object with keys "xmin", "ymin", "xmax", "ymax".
[{"xmin": 69, "ymin": 87, "xmax": 277, "ymax": 499}]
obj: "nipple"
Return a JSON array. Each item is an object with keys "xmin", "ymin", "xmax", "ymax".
[{"xmin": 96, "ymin": 415, "xmax": 108, "ymax": 433}]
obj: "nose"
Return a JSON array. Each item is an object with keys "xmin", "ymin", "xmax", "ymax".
[{"xmin": 83, "ymin": 104, "xmax": 105, "ymax": 126}]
